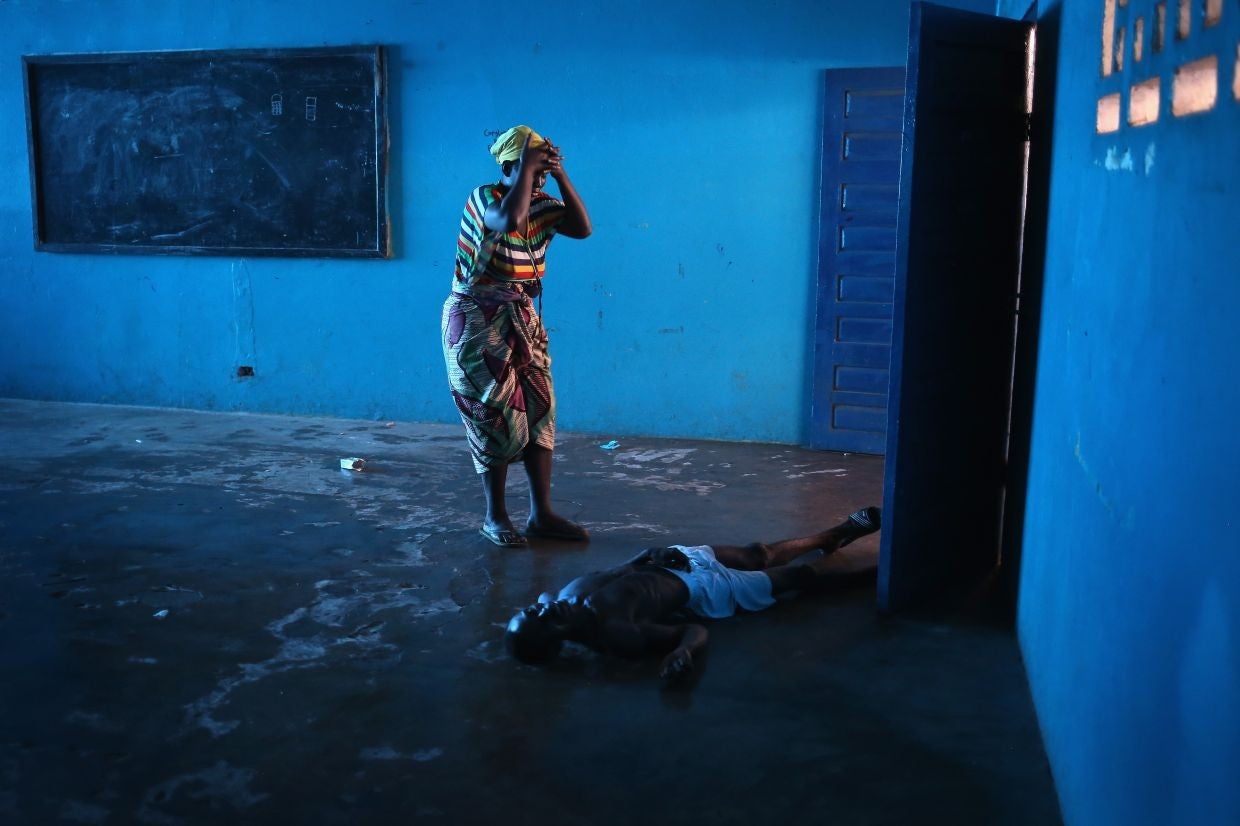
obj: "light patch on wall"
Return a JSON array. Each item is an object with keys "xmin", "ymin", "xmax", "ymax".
[
  {"xmin": 1134, "ymin": 17, "xmax": 1145, "ymax": 62},
  {"xmin": 1103, "ymin": 0, "xmax": 1117, "ymax": 75},
  {"xmin": 1235, "ymin": 44, "xmax": 1240, "ymax": 101},
  {"xmin": 1155, "ymin": 2, "xmax": 1167, "ymax": 52},
  {"xmin": 1204, "ymin": 0, "xmax": 1221, "ymax": 28},
  {"xmin": 1177, "ymin": 0, "xmax": 1192, "ymax": 40},
  {"xmin": 1104, "ymin": 145, "xmax": 1136, "ymax": 170},
  {"xmin": 1116, "ymin": 24, "xmax": 1127, "ymax": 72},
  {"xmin": 1172, "ymin": 55, "xmax": 1218, "ymax": 116},
  {"xmin": 1026, "ymin": 25, "xmax": 1037, "ymax": 114},
  {"xmin": 1144, "ymin": 142, "xmax": 1157, "ymax": 175},
  {"xmin": 1097, "ymin": 93, "xmax": 1122, "ymax": 132},
  {"xmin": 1129, "ymin": 78, "xmax": 1161, "ymax": 125}
]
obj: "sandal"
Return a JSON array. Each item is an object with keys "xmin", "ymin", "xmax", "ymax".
[
  {"xmin": 480, "ymin": 524, "xmax": 528, "ymax": 548},
  {"xmin": 836, "ymin": 507, "xmax": 882, "ymax": 550},
  {"xmin": 847, "ymin": 506, "xmax": 882, "ymax": 531}
]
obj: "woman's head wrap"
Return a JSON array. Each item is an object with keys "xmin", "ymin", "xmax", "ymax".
[{"xmin": 489, "ymin": 125, "xmax": 545, "ymax": 165}]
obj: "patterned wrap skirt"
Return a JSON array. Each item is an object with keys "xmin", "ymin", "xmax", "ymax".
[{"xmin": 441, "ymin": 281, "xmax": 555, "ymax": 473}]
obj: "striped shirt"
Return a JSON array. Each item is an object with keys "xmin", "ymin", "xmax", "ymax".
[{"xmin": 454, "ymin": 184, "xmax": 565, "ymax": 287}]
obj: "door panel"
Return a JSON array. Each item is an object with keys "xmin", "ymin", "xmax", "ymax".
[
  {"xmin": 878, "ymin": 3, "xmax": 1033, "ymax": 612},
  {"xmin": 810, "ymin": 68, "xmax": 905, "ymax": 455}
]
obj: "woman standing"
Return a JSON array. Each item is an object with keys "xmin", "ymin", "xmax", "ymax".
[{"xmin": 442, "ymin": 125, "xmax": 593, "ymax": 547}]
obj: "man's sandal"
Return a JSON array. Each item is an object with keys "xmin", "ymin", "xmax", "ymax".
[
  {"xmin": 848, "ymin": 506, "xmax": 882, "ymax": 531},
  {"xmin": 837, "ymin": 506, "xmax": 882, "ymax": 549}
]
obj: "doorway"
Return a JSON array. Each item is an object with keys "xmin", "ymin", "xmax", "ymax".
[{"xmin": 812, "ymin": 3, "xmax": 1037, "ymax": 614}]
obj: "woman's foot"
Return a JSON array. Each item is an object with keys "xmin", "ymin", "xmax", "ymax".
[
  {"xmin": 525, "ymin": 513, "xmax": 590, "ymax": 542},
  {"xmin": 480, "ymin": 516, "xmax": 528, "ymax": 548}
]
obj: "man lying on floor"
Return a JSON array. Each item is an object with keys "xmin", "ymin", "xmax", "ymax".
[{"xmin": 505, "ymin": 506, "xmax": 881, "ymax": 681}]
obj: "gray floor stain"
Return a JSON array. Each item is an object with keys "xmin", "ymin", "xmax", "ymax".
[
  {"xmin": 59, "ymin": 800, "xmax": 110, "ymax": 824},
  {"xmin": 137, "ymin": 761, "xmax": 268, "ymax": 825},
  {"xmin": 583, "ymin": 470, "xmax": 726, "ymax": 496},
  {"xmin": 359, "ymin": 746, "xmax": 444, "ymax": 762},
  {"xmin": 464, "ymin": 639, "xmax": 506, "ymax": 664}
]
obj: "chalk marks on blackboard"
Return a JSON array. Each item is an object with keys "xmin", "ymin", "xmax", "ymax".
[
  {"xmin": 151, "ymin": 217, "xmax": 219, "ymax": 242},
  {"xmin": 271, "ymin": 93, "xmax": 283, "ymax": 116},
  {"xmin": 251, "ymin": 146, "xmax": 292, "ymax": 191},
  {"xmin": 305, "ymin": 96, "xmax": 318, "ymax": 122}
]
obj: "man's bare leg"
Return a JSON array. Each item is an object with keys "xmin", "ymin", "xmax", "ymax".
[
  {"xmin": 711, "ymin": 507, "xmax": 881, "ymax": 571},
  {"xmin": 763, "ymin": 551, "xmax": 879, "ymax": 597}
]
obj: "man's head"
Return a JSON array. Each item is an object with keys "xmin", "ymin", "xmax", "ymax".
[{"xmin": 504, "ymin": 600, "xmax": 588, "ymax": 664}]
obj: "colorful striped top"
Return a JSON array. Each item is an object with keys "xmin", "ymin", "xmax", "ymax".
[{"xmin": 453, "ymin": 184, "xmax": 565, "ymax": 287}]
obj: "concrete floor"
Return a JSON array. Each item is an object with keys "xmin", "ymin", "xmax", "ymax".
[{"xmin": 0, "ymin": 399, "xmax": 1060, "ymax": 825}]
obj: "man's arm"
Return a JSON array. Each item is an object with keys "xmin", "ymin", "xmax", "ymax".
[
  {"xmin": 598, "ymin": 620, "xmax": 709, "ymax": 681},
  {"xmin": 656, "ymin": 624, "xmax": 707, "ymax": 681}
]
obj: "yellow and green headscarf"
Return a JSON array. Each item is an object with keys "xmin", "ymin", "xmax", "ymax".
[{"xmin": 489, "ymin": 125, "xmax": 545, "ymax": 165}]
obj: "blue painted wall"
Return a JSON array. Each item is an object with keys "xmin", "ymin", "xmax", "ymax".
[
  {"xmin": 0, "ymin": 0, "xmax": 990, "ymax": 442},
  {"xmin": 1003, "ymin": 1, "xmax": 1240, "ymax": 823}
]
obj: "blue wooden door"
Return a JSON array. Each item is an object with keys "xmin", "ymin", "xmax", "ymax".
[
  {"xmin": 810, "ymin": 68, "xmax": 906, "ymax": 454},
  {"xmin": 878, "ymin": 3, "xmax": 1033, "ymax": 613}
]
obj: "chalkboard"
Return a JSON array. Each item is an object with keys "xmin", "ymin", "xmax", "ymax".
[{"xmin": 23, "ymin": 46, "xmax": 390, "ymax": 258}]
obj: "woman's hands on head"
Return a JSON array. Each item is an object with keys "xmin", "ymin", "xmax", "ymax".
[{"xmin": 518, "ymin": 133, "xmax": 564, "ymax": 179}]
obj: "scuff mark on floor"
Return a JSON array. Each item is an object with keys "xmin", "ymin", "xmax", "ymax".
[
  {"xmin": 137, "ymin": 760, "xmax": 267, "ymax": 825},
  {"xmin": 587, "ymin": 521, "xmax": 671, "ymax": 534},
  {"xmin": 614, "ymin": 448, "xmax": 697, "ymax": 464},
  {"xmin": 59, "ymin": 800, "xmax": 109, "ymax": 824},
  {"xmin": 64, "ymin": 710, "xmax": 120, "ymax": 733},
  {"xmin": 465, "ymin": 639, "xmax": 506, "ymax": 663},
  {"xmin": 359, "ymin": 746, "xmax": 444, "ymax": 762},
  {"xmin": 785, "ymin": 468, "xmax": 847, "ymax": 480},
  {"xmin": 583, "ymin": 471, "xmax": 724, "ymax": 496}
]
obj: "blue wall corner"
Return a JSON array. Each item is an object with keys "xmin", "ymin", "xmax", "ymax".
[{"xmin": 1017, "ymin": 1, "xmax": 1240, "ymax": 823}]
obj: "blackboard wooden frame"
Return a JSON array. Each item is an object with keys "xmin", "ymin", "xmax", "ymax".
[{"xmin": 23, "ymin": 45, "xmax": 390, "ymax": 258}]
